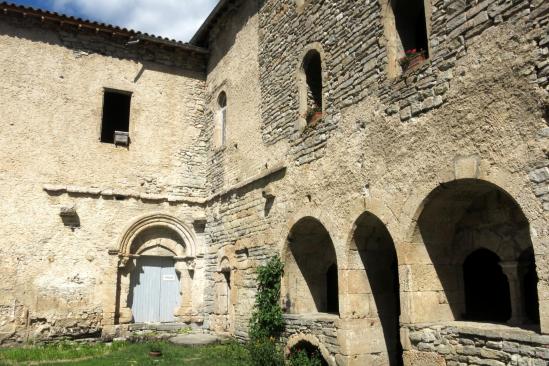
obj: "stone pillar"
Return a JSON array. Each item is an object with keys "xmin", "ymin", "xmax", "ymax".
[
  {"xmin": 500, "ymin": 261, "xmax": 527, "ymax": 325},
  {"xmin": 117, "ymin": 258, "xmax": 135, "ymax": 324},
  {"xmin": 175, "ymin": 261, "xmax": 193, "ymax": 319}
]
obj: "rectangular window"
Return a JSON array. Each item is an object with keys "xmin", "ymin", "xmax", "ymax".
[{"xmin": 100, "ymin": 90, "xmax": 131, "ymax": 144}]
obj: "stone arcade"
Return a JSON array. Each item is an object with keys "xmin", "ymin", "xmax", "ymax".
[{"xmin": 0, "ymin": 0, "xmax": 548, "ymax": 365}]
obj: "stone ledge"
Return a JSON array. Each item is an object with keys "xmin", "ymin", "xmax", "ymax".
[
  {"xmin": 284, "ymin": 313, "xmax": 340, "ymax": 323},
  {"xmin": 42, "ymin": 163, "xmax": 286, "ymax": 206},
  {"xmin": 43, "ymin": 184, "xmax": 207, "ymax": 205},
  {"xmin": 405, "ymin": 321, "xmax": 549, "ymax": 345}
]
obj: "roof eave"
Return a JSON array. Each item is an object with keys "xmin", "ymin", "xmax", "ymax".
[{"xmin": 190, "ymin": 0, "xmax": 235, "ymax": 47}]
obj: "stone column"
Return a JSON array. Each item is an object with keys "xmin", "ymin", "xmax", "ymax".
[
  {"xmin": 500, "ymin": 261, "xmax": 526, "ymax": 325},
  {"xmin": 175, "ymin": 261, "xmax": 193, "ymax": 319}
]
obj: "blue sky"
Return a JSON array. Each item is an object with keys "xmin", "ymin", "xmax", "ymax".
[{"xmin": 9, "ymin": 0, "xmax": 218, "ymax": 41}]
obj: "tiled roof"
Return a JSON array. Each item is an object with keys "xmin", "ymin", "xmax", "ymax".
[{"xmin": 0, "ymin": 1, "xmax": 208, "ymax": 53}]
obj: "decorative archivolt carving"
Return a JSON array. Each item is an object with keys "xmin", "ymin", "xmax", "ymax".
[{"xmin": 117, "ymin": 213, "xmax": 197, "ymax": 260}]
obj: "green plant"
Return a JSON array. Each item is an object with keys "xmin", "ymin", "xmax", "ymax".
[
  {"xmin": 177, "ymin": 327, "xmax": 193, "ymax": 335},
  {"xmin": 249, "ymin": 256, "xmax": 285, "ymax": 341},
  {"xmin": 288, "ymin": 349, "xmax": 324, "ymax": 366},
  {"xmin": 148, "ymin": 341, "xmax": 163, "ymax": 353},
  {"xmin": 247, "ymin": 338, "xmax": 285, "ymax": 366}
]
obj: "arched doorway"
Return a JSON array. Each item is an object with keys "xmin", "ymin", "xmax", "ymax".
[
  {"xmin": 412, "ymin": 179, "xmax": 539, "ymax": 328},
  {"xmin": 115, "ymin": 214, "xmax": 197, "ymax": 325},
  {"xmin": 284, "ymin": 217, "xmax": 338, "ymax": 315},
  {"xmin": 350, "ymin": 212, "xmax": 402, "ymax": 366}
]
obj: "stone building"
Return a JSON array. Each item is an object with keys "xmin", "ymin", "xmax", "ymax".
[{"xmin": 0, "ymin": 0, "xmax": 548, "ymax": 365}]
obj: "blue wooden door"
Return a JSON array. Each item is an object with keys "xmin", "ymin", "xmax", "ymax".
[{"xmin": 132, "ymin": 257, "xmax": 180, "ymax": 323}]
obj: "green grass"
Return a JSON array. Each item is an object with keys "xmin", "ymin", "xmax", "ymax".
[{"xmin": 0, "ymin": 341, "xmax": 251, "ymax": 366}]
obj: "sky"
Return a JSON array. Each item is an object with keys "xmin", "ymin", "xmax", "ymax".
[{"xmin": 8, "ymin": 0, "xmax": 219, "ymax": 42}]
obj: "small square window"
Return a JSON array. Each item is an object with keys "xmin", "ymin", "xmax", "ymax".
[{"xmin": 100, "ymin": 90, "xmax": 131, "ymax": 144}]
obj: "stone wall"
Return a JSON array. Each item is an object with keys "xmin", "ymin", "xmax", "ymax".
[
  {"xmin": 258, "ymin": 0, "xmax": 549, "ymax": 165},
  {"xmin": 403, "ymin": 323, "xmax": 549, "ymax": 366},
  {"xmin": 200, "ymin": 0, "xmax": 549, "ymax": 364},
  {"xmin": 0, "ymin": 0, "xmax": 548, "ymax": 365},
  {"xmin": 0, "ymin": 12, "xmax": 209, "ymax": 344}
]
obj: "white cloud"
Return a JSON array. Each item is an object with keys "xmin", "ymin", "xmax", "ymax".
[{"xmin": 50, "ymin": 0, "xmax": 218, "ymax": 42}]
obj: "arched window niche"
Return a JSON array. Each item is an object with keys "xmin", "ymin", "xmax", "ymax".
[
  {"xmin": 215, "ymin": 91, "xmax": 227, "ymax": 149},
  {"xmin": 283, "ymin": 217, "xmax": 339, "ymax": 316},
  {"xmin": 409, "ymin": 179, "xmax": 540, "ymax": 330},
  {"xmin": 382, "ymin": 0, "xmax": 431, "ymax": 77},
  {"xmin": 298, "ymin": 45, "xmax": 325, "ymax": 130}
]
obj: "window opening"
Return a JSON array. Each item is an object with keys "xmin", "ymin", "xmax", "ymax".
[
  {"xmin": 218, "ymin": 92, "xmax": 227, "ymax": 147},
  {"xmin": 393, "ymin": 0, "xmax": 429, "ymax": 71},
  {"xmin": 303, "ymin": 50, "xmax": 323, "ymax": 125},
  {"xmin": 223, "ymin": 270, "xmax": 231, "ymax": 315},
  {"xmin": 463, "ymin": 249, "xmax": 511, "ymax": 322},
  {"xmin": 101, "ymin": 90, "xmax": 131, "ymax": 144}
]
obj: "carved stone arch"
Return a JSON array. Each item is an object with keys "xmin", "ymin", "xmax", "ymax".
[
  {"xmin": 285, "ymin": 333, "xmax": 335, "ymax": 366},
  {"xmin": 345, "ymin": 209, "xmax": 403, "ymax": 365},
  {"xmin": 278, "ymin": 206, "xmax": 343, "ymax": 262},
  {"xmin": 401, "ymin": 165, "xmax": 538, "ymax": 246},
  {"xmin": 281, "ymin": 211, "xmax": 340, "ymax": 315},
  {"xmin": 117, "ymin": 213, "xmax": 197, "ymax": 259},
  {"xmin": 343, "ymin": 196, "xmax": 401, "ymax": 265},
  {"xmin": 115, "ymin": 213, "xmax": 198, "ymax": 325},
  {"xmin": 399, "ymin": 169, "xmax": 540, "ymax": 328}
]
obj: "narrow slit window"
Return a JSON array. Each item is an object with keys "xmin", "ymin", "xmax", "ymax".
[
  {"xmin": 303, "ymin": 50, "xmax": 323, "ymax": 125},
  {"xmin": 218, "ymin": 92, "xmax": 227, "ymax": 147},
  {"xmin": 394, "ymin": 0, "xmax": 429, "ymax": 58},
  {"xmin": 101, "ymin": 90, "xmax": 131, "ymax": 144}
]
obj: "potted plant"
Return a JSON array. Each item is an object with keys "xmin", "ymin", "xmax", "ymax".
[
  {"xmin": 148, "ymin": 342, "xmax": 163, "ymax": 358},
  {"xmin": 399, "ymin": 49, "xmax": 427, "ymax": 72},
  {"xmin": 305, "ymin": 106, "xmax": 323, "ymax": 126}
]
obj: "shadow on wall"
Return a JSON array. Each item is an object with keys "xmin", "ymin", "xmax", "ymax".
[
  {"xmin": 206, "ymin": 0, "xmax": 259, "ymax": 72},
  {"xmin": 352, "ymin": 212, "xmax": 402, "ymax": 366},
  {"xmin": 284, "ymin": 217, "xmax": 339, "ymax": 315},
  {"xmin": 416, "ymin": 179, "xmax": 539, "ymax": 329}
]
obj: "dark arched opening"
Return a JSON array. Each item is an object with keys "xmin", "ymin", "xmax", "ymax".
[
  {"xmin": 392, "ymin": 0, "xmax": 429, "ymax": 57},
  {"xmin": 302, "ymin": 50, "xmax": 323, "ymax": 124},
  {"xmin": 353, "ymin": 212, "xmax": 402, "ymax": 366},
  {"xmin": 463, "ymin": 249, "xmax": 511, "ymax": 322},
  {"xmin": 284, "ymin": 217, "xmax": 338, "ymax": 315},
  {"xmin": 415, "ymin": 179, "xmax": 539, "ymax": 329},
  {"xmin": 289, "ymin": 341, "xmax": 328, "ymax": 366}
]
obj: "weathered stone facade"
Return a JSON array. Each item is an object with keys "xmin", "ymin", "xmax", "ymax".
[{"xmin": 1, "ymin": 0, "xmax": 548, "ymax": 365}]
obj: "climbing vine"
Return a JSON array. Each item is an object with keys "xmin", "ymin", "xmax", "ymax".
[{"xmin": 249, "ymin": 255, "xmax": 285, "ymax": 340}]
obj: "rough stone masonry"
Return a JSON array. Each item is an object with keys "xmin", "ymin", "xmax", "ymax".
[{"xmin": 0, "ymin": 0, "xmax": 548, "ymax": 365}]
